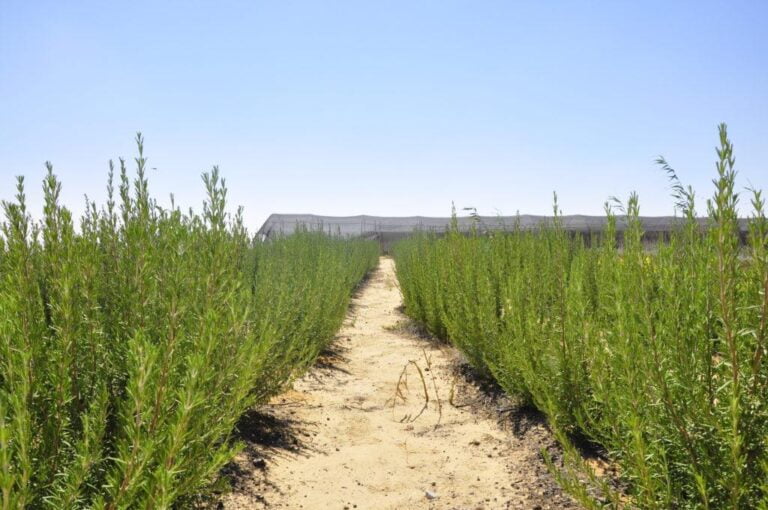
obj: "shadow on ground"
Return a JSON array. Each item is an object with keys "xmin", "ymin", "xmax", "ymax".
[{"xmin": 312, "ymin": 343, "xmax": 352, "ymax": 375}]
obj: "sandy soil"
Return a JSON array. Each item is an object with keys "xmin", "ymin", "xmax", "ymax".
[{"xmin": 222, "ymin": 257, "xmax": 577, "ymax": 509}]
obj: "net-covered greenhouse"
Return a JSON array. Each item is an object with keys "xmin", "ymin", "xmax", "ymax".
[{"xmin": 257, "ymin": 214, "xmax": 750, "ymax": 252}]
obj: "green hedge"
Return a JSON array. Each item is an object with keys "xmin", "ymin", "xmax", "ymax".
[
  {"xmin": 394, "ymin": 125, "xmax": 768, "ymax": 509},
  {"xmin": 0, "ymin": 136, "xmax": 378, "ymax": 509}
]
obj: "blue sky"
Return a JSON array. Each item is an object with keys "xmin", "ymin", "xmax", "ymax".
[{"xmin": 1, "ymin": 1, "xmax": 766, "ymax": 231}]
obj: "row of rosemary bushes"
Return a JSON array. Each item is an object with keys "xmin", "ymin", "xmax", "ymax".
[
  {"xmin": 0, "ymin": 136, "xmax": 379, "ymax": 509},
  {"xmin": 393, "ymin": 125, "xmax": 768, "ymax": 509}
]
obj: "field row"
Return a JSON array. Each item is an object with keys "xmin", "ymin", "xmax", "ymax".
[
  {"xmin": 0, "ymin": 143, "xmax": 378, "ymax": 508},
  {"xmin": 393, "ymin": 125, "xmax": 768, "ymax": 509}
]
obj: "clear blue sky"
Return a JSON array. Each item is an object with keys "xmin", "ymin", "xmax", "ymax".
[{"xmin": 1, "ymin": 1, "xmax": 766, "ymax": 231}]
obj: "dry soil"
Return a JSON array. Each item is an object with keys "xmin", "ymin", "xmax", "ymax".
[{"xmin": 222, "ymin": 257, "xmax": 577, "ymax": 509}]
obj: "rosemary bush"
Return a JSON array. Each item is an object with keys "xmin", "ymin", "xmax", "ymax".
[
  {"xmin": 0, "ymin": 135, "xmax": 378, "ymax": 508},
  {"xmin": 394, "ymin": 124, "xmax": 768, "ymax": 509}
]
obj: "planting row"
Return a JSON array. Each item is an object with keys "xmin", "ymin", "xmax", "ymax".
[
  {"xmin": 0, "ymin": 137, "xmax": 378, "ymax": 509},
  {"xmin": 394, "ymin": 125, "xmax": 768, "ymax": 509}
]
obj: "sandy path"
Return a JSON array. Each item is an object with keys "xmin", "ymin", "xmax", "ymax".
[{"xmin": 223, "ymin": 257, "xmax": 576, "ymax": 509}]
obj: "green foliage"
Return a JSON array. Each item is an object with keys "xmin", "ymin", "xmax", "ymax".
[
  {"xmin": 0, "ymin": 135, "xmax": 378, "ymax": 509},
  {"xmin": 394, "ymin": 124, "xmax": 768, "ymax": 509}
]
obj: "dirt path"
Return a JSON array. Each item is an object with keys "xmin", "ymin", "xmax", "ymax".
[{"xmin": 223, "ymin": 257, "xmax": 576, "ymax": 509}]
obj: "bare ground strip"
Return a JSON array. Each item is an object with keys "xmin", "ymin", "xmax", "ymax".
[{"xmin": 222, "ymin": 257, "xmax": 577, "ymax": 510}]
